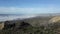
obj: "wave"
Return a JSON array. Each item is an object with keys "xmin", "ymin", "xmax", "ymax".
[{"xmin": 0, "ymin": 15, "xmax": 37, "ymax": 22}]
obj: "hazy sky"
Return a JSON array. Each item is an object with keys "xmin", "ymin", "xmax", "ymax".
[{"xmin": 0, "ymin": 0, "xmax": 60, "ymax": 14}]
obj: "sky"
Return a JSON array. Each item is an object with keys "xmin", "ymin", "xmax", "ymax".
[{"xmin": 0, "ymin": 0, "xmax": 60, "ymax": 14}]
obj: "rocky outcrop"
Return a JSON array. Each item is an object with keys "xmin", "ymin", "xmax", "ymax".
[
  {"xmin": 2, "ymin": 20, "xmax": 32, "ymax": 30},
  {"xmin": 3, "ymin": 21, "xmax": 16, "ymax": 30},
  {"xmin": 15, "ymin": 21, "xmax": 32, "ymax": 30},
  {"xmin": 18, "ymin": 21, "xmax": 31, "ymax": 29}
]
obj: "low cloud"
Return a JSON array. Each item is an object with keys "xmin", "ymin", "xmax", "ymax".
[{"xmin": 0, "ymin": 7, "xmax": 60, "ymax": 14}]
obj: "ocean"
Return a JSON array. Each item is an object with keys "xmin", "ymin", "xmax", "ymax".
[{"xmin": 0, "ymin": 14, "xmax": 37, "ymax": 22}]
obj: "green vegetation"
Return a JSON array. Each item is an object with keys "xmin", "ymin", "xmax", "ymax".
[
  {"xmin": 0, "ymin": 16, "xmax": 60, "ymax": 34},
  {"xmin": 0, "ymin": 24, "xmax": 56, "ymax": 34}
]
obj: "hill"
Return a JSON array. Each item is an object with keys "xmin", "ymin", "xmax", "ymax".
[{"xmin": 0, "ymin": 14, "xmax": 60, "ymax": 34}]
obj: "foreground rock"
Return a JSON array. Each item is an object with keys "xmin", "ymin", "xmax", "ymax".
[{"xmin": 0, "ymin": 20, "xmax": 31, "ymax": 30}]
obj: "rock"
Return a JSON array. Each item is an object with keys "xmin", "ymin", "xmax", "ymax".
[{"xmin": 3, "ymin": 21, "xmax": 15, "ymax": 30}]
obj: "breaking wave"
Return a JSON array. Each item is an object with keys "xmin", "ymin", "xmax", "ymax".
[{"xmin": 0, "ymin": 15, "xmax": 37, "ymax": 21}]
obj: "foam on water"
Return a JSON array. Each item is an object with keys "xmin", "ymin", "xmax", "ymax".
[{"xmin": 0, "ymin": 15, "xmax": 37, "ymax": 22}]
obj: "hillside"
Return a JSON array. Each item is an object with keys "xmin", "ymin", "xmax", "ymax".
[
  {"xmin": 0, "ymin": 16, "xmax": 60, "ymax": 34},
  {"xmin": 23, "ymin": 16, "xmax": 53, "ymax": 27},
  {"xmin": 49, "ymin": 16, "xmax": 60, "ymax": 23}
]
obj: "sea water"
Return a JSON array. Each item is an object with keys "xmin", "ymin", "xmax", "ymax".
[{"xmin": 0, "ymin": 14, "xmax": 37, "ymax": 22}]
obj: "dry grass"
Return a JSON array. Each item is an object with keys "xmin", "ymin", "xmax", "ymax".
[
  {"xmin": 49, "ymin": 16, "xmax": 60, "ymax": 23},
  {"xmin": 0, "ymin": 23, "xmax": 4, "ymax": 30}
]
